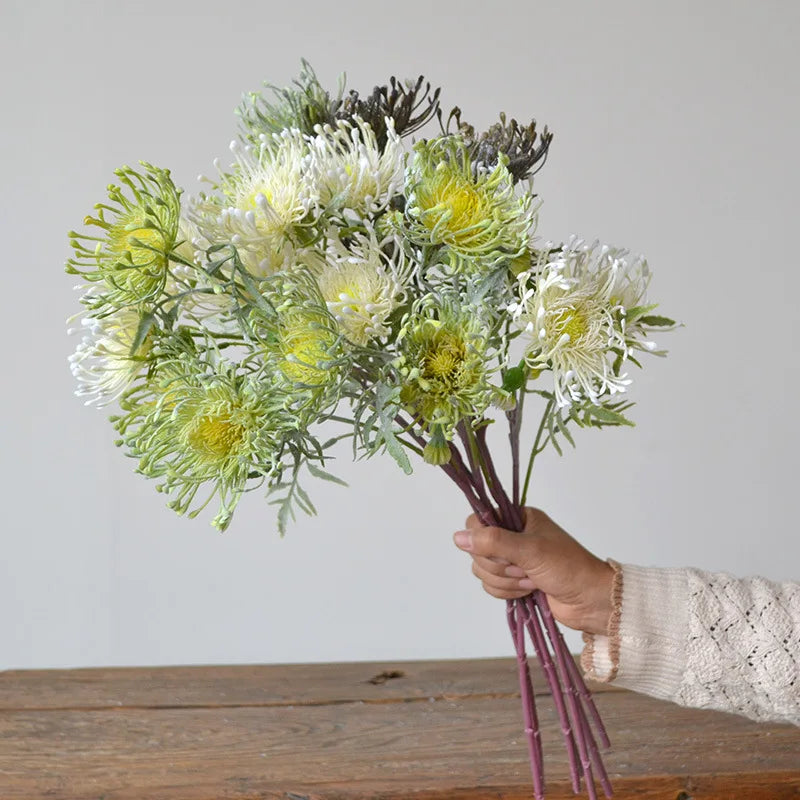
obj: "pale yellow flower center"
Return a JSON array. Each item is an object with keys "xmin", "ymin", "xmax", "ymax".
[
  {"xmin": 557, "ymin": 308, "xmax": 588, "ymax": 343},
  {"xmin": 187, "ymin": 415, "xmax": 246, "ymax": 461}
]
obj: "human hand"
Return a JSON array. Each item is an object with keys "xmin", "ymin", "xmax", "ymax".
[{"xmin": 453, "ymin": 507, "xmax": 615, "ymax": 635}]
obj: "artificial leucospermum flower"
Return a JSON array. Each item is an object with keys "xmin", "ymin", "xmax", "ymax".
[
  {"xmin": 314, "ymin": 230, "xmax": 409, "ymax": 345},
  {"xmin": 510, "ymin": 240, "xmax": 658, "ymax": 408},
  {"xmin": 277, "ymin": 308, "xmax": 343, "ymax": 387},
  {"xmin": 306, "ymin": 117, "xmax": 405, "ymax": 217},
  {"xmin": 238, "ymin": 59, "xmax": 339, "ymax": 143},
  {"xmin": 118, "ymin": 360, "xmax": 285, "ymax": 531},
  {"xmin": 69, "ymin": 307, "xmax": 154, "ymax": 406},
  {"xmin": 250, "ymin": 270, "xmax": 348, "ymax": 394},
  {"xmin": 190, "ymin": 129, "xmax": 317, "ymax": 277},
  {"xmin": 405, "ymin": 137, "xmax": 533, "ymax": 270},
  {"xmin": 67, "ymin": 163, "xmax": 181, "ymax": 308},
  {"xmin": 395, "ymin": 299, "xmax": 496, "ymax": 441}
]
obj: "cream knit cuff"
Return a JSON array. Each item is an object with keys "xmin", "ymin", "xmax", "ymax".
[{"xmin": 582, "ymin": 563, "xmax": 689, "ymax": 702}]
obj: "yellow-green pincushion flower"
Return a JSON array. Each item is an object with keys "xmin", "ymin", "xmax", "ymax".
[
  {"xmin": 278, "ymin": 309, "xmax": 342, "ymax": 386},
  {"xmin": 67, "ymin": 163, "xmax": 181, "ymax": 308},
  {"xmin": 395, "ymin": 301, "xmax": 495, "ymax": 435},
  {"xmin": 251, "ymin": 269, "xmax": 348, "ymax": 394},
  {"xmin": 119, "ymin": 363, "xmax": 286, "ymax": 531},
  {"xmin": 405, "ymin": 137, "xmax": 533, "ymax": 269}
]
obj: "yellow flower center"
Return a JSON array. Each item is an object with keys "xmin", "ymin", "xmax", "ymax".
[
  {"xmin": 421, "ymin": 331, "xmax": 467, "ymax": 387},
  {"xmin": 104, "ymin": 210, "xmax": 168, "ymax": 301},
  {"xmin": 418, "ymin": 170, "xmax": 486, "ymax": 245},
  {"xmin": 557, "ymin": 308, "xmax": 588, "ymax": 343},
  {"xmin": 187, "ymin": 415, "xmax": 246, "ymax": 461},
  {"xmin": 401, "ymin": 320, "xmax": 483, "ymax": 425},
  {"xmin": 109, "ymin": 212, "xmax": 166, "ymax": 267}
]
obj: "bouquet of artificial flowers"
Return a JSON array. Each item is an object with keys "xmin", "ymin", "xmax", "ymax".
[{"xmin": 66, "ymin": 62, "xmax": 675, "ymax": 799}]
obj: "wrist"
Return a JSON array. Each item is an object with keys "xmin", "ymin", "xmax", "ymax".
[{"xmin": 579, "ymin": 560, "xmax": 616, "ymax": 636}]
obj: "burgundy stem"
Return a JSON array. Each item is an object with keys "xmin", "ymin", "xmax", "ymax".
[
  {"xmin": 521, "ymin": 596, "xmax": 581, "ymax": 793},
  {"xmin": 507, "ymin": 601, "xmax": 545, "ymax": 800},
  {"xmin": 535, "ymin": 590, "xmax": 599, "ymax": 800},
  {"xmin": 563, "ymin": 644, "xmax": 612, "ymax": 750},
  {"xmin": 456, "ymin": 422, "xmax": 494, "ymax": 514},
  {"xmin": 475, "ymin": 425, "xmax": 524, "ymax": 532},
  {"xmin": 440, "ymin": 460, "xmax": 490, "ymax": 522},
  {"xmin": 546, "ymin": 610, "xmax": 612, "ymax": 796}
]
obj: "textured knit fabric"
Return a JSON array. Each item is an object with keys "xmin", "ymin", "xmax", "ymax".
[{"xmin": 581, "ymin": 563, "xmax": 800, "ymax": 725}]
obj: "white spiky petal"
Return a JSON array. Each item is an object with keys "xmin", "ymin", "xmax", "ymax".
[
  {"xmin": 306, "ymin": 117, "xmax": 404, "ymax": 217},
  {"xmin": 510, "ymin": 238, "xmax": 651, "ymax": 408}
]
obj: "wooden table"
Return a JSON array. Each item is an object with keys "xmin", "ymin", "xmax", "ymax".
[{"xmin": 1, "ymin": 658, "xmax": 798, "ymax": 799}]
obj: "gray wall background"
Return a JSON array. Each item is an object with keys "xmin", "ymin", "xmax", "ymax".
[{"xmin": 2, "ymin": 0, "xmax": 798, "ymax": 669}]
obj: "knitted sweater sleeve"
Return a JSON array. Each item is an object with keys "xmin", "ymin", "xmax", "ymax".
[{"xmin": 580, "ymin": 562, "xmax": 800, "ymax": 725}]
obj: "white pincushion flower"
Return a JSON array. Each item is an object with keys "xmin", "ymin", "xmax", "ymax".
[
  {"xmin": 190, "ymin": 129, "xmax": 317, "ymax": 277},
  {"xmin": 307, "ymin": 117, "xmax": 404, "ymax": 217},
  {"xmin": 510, "ymin": 239, "xmax": 653, "ymax": 408},
  {"xmin": 314, "ymin": 230, "xmax": 409, "ymax": 345},
  {"xmin": 69, "ymin": 308, "xmax": 152, "ymax": 406}
]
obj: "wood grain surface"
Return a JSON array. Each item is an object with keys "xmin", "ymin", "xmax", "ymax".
[{"xmin": 0, "ymin": 658, "xmax": 798, "ymax": 799}]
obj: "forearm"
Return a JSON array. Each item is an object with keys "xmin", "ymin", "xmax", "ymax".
[{"xmin": 581, "ymin": 563, "xmax": 800, "ymax": 726}]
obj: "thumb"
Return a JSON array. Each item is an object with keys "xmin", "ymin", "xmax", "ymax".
[{"xmin": 454, "ymin": 525, "xmax": 539, "ymax": 569}]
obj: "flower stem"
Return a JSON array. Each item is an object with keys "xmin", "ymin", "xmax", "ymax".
[
  {"xmin": 456, "ymin": 422, "xmax": 494, "ymax": 514},
  {"xmin": 507, "ymin": 600, "xmax": 545, "ymax": 800},
  {"xmin": 507, "ymin": 389, "xmax": 524, "ymax": 508},
  {"xmin": 520, "ymin": 595, "xmax": 581, "ymax": 793},
  {"xmin": 475, "ymin": 424, "xmax": 523, "ymax": 531},
  {"xmin": 521, "ymin": 397, "xmax": 553, "ymax": 507}
]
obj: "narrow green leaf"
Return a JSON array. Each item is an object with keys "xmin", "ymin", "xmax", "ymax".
[
  {"xmin": 587, "ymin": 405, "xmax": 635, "ymax": 427},
  {"xmin": 383, "ymin": 425, "xmax": 413, "ymax": 474},
  {"xmin": 238, "ymin": 270, "xmax": 274, "ymax": 315},
  {"xmin": 307, "ymin": 462, "xmax": 349, "ymax": 486},
  {"xmin": 276, "ymin": 497, "xmax": 292, "ymax": 536},
  {"xmin": 639, "ymin": 314, "xmax": 676, "ymax": 327},
  {"xmin": 294, "ymin": 483, "xmax": 317, "ymax": 516},
  {"xmin": 625, "ymin": 303, "xmax": 659, "ymax": 323},
  {"xmin": 548, "ymin": 415, "xmax": 563, "ymax": 456},
  {"xmin": 556, "ymin": 412, "xmax": 576, "ymax": 448},
  {"xmin": 129, "ymin": 312, "xmax": 156, "ymax": 356}
]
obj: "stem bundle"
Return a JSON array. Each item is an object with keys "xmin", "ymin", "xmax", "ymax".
[{"xmin": 439, "ymin": 407, "xmax": 612, "ymax": 799}]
